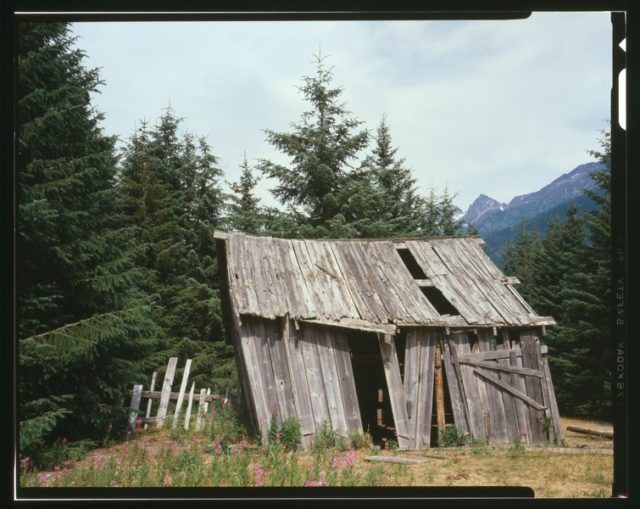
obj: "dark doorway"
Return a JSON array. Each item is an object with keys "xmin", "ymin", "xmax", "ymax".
[{"xmin": 347, "ymin": 331, "xmax": 397, "ymax": 446}]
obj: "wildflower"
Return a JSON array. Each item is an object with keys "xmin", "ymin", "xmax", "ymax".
[
  {"xmin": 54, "ymin": 465, "xmax": 61, "ymax": 472},
  {"xmin": 162, "ymin": 473, "xmax": 173, "ymax": 486},
  {"xmin": 332, "ymin": 450, "xmax": 357, "ymax": 469},
  {"xmin": 136, "ymin": 417, "xmax": 143, "ymax": 428},
  {"xmin": 61, "ymin": 437, "xmax": 68, "ymax": 446},
  {"xmin": 37, "ymin": 472, "xmax": 51, "ymax": 485},
  {"xmin": 304, "ymin": 477, "xmax": 329, "ymax": 487},
  {"xmin": 249, "ymin": 460, "xmax": 267, "ymax": 487},
  {"xmin": 239, "ymin": 436, "xmax": 248, "ymax": 450}
]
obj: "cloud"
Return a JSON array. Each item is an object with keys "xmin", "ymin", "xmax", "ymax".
[{"xmin": 71, "ymin": 12, "xmax": 610, "ymax": 211}]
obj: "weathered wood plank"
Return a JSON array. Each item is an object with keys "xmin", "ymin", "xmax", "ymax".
[
  {"xmin": 331, "ymin": 333, "xmax": 363, "ymax": 435},
  {"xmin": 473, "ymin": 369, "xmax": 546, "ymax": 411},
  {"xmin": 301, "ymin": 240, "xmax": 339, "ymax": 320},
  {"xmin": 472, "ymin": 332, "xmax": 498, "ymax": 442},
  {"xmin": 140, "ymin": 390, "xmax": 218, "ymax": 402},
  {"xmin": 195, "ymin": 388, "xmax": 207, "ymax": 431},
  {"xmin": 281, "ymin": 317, "xmax": 315, "ymax": 441},
  {"xmin": 344, "ymin": 241, "xmax": 392, "ymax": 322},
  {"xmin": 566, "ymin": 426, "xmax": 613, "ymax": 439},
  {"xmin": 299, "ymin": 318, "xmax": 396, "ymax": 336},
  {"xmin": 183, "ymin": 381, "xmax": 195, "ymax": 431},
  {"xmin": 436, "ymin": 240, "xmax": 505, "ymax": 324},
  {"xmin": 128, "ymin": 384, "xmax": 143, "ymax": 430},
  {"xmin": 405, "ymin": 240, "xmax": 449, "ymax": 276},
  {"xmin": 172, "ymin": 359, "xmax": 192, "ymax": 429},
  {"xmin": 513, "ymin": 352, "xmax": 533, "ymax": 443},
  {"xmin": 359, "ymin": 242, "xmax": 413, "ymax": 322},
  {"xmin": 312, "ymin": 240, "xmax": 360, "ymax": 320},
  {"xmin": 458, "ymin": 344, "xmax": 548, "ymax": 362},
  {"xmin": 365, "ymin": 455, "xmax": 430, "ymax": 465},
  {"xmin": 238, "ymin": 318, "xmax": 271, "ymax": 438},
  {"xmin": 292, "ymin": 239, "xmax": 329, "ymax": 319},
  {"xmin": 378, "ymin": 334, "xmax": 411, "ymax": 449},
  {"xmin": 496, "ymin": 346, "xmax": 519, "ymax": 442},
  {"xmin": 273, "ymin": 238, "xmax": 314, "ymax": 319},
  {"xmin": 541, "ymin": 351, "xmax": 563, "ymax": 442},
  {"xmin": 535, "ymin": 339, "xmax": 553, "ymax": 443},
  {"xmin": 156, "ymin": 357, "xmax": 178, "ymax": 428},
  {"xmin": 254, "ymin": 318, "xmax": 281, "ymax": 421},
  {"xmin": 452, "ymin": 333, "xmax": 485, "ymax": 440},
  {"xmin": 144, "ymin": 371, "xmax": 157, "ymax": 430},
  {"xmin": 372, "ymin": 242, "xmax": 440, "ymax": 323},
  {"xmin": 299, "ymin": 324, "xmax": 331, "ymax": 430},
  {"xmin": 435, "ymin": 338, "xmax": 446, "ymax": 436},
  {"xmin": 416, "ymin": 331, "xmax": 436, "ymax": 449},
  {"xmin": 441, "ymin": 335, "xmax": 469, "ymax": 435},
  {"xmin": 315, "ymin": 326, "xmax": 349, "ymax": 436},
  {"xmin": 265, "ymin": 319, "xmax": 296, "ymax": 421},
  {"xmin": 403, "ymin": 330, "xmax": 421, "ymax": 449},
  {"xmin": 520, "ymin": 332, "xmax": 547, "ymax": 442},
  {"xmin": 457, "ymin": 358, "xmax": 544, "ymax": 378}
]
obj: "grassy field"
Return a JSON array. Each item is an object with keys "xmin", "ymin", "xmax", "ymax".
[{"xmin": 20, "ymin": 415, "xmax": 613, "ymax": 497}]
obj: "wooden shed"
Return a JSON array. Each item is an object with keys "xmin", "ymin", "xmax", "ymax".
[{"xmin": 214, "ymin": 231, "xmax": 563, "ymax": 449}]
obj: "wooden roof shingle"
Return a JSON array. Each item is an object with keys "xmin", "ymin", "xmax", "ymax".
[{"xmin": 215, "ymin": 231, "xmax": 555, "ymax": 332}]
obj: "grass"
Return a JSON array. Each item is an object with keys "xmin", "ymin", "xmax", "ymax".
[{"xmin": 20, "ymin": 416, "xmax": 613, "ymax": 496}]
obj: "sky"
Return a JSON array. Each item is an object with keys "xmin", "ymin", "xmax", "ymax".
[{"xmin": 70, "ymin": 12, "xmax": 611, "ymax": 212}]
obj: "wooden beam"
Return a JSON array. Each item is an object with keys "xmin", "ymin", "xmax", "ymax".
[
  {"xmin": 566, "ymin": 426, "xmax": 613, "ymax": 439},
  {"xmin": 473, "ymin": 368, "xmax": 546, "ymax": 411},
  {"xmin": 457, "ymin": 358, "xmax": 544, "ymax": 378},
  {"xmin": 299, "ymin": 318, "xmax": 396, "ymax": 336},
  {"xmin": 183, "ymin": 382, "xmax": 195, "ymax": 431},
  {"xmin": 434, "ymin": 339, "xmax": 446, "ymax": 436},
  {"xmin": 378, "ymin": 334, "xmax": 411, "ymax": 449},
  {"xmin": 414, "ymin": 279, "xmax": 435, "ymax": 287}
]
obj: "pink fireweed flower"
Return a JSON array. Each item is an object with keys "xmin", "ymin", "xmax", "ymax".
[
  {"xmin": 304, "ymin": 477, "xmax": 329, "ymax": 487},
  {"xmin": 249, "ymin": 460, "xmax": 267, "ymax": 487},
  {"xmin": 162, "ymin": 473, "xmax": 173, "ymax": 486},
  {"xmin": 37, "ymin": 473, "xmax": 51, "ymax": 485},
  {"xmin": 239, "ymin": 437, "xmax": 248, "ymax": 450},
  {"xmin": 332, "ymin": 450, "xmax": 357, "ymax": 469},
  {"xmin": 136, "ymin": 417, "xmax": 143, "ymax": 428},
  {"xmin": 61, "ymin": 437, "xmax": 68, "ymax": 446}
]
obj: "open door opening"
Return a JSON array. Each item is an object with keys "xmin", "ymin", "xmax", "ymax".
[{"xmin": 347, "ymin": 330, "xmax": 400, "ymax": 447}]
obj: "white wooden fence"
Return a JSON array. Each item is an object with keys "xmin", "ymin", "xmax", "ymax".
[{"xmin": 128, "ymin": 357, "xmax": 229, "ymax": 431}]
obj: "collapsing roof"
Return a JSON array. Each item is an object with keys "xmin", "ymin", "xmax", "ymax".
[{"xmin": 213, "ymin": 231, "xmax": 555, "ymax": 333}]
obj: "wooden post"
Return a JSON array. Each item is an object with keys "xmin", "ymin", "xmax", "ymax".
[
  {"xmin": 172, "ymin": 359, "xmax": 192, "ymax": 429},
  {"xmin": 128, "ymin": 384, "xmax": 143, "ymax": 430},
  {"xmin": 434, "ymin": 339, "xmax": 446, "ymax": 438},
  {"xmin": 195, "ymin": 389, "xmax": 207, "ymax": 431},
  {"xmin": 144, "ymin": 371, "xmax": 157, "ymax": 430},
  {"xmin": 156, "ymin": 357, "xmax": 178, "ymax": 428},
  {"xmin": 184, "ymin": 382, "xmax": 195, "ymax": 431}
]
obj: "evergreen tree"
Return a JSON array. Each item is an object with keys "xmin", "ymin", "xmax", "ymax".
[
  {"xmin": 502, "ymin": 221, "xmax": 543, "ymax": 303},
  {"xmin": 258, "ymin": 53, "xmax": 369, "ymax": 234},
  {"xmin": 226, "ymin": 154, "xmax": 263, "ymax": 234},
  {"xmin": 17, "ymin": 22, "xmax": 161, "ymax": 464},
  {"xmin": 502, "ymin": 131, "xmax": 612, "ymax": 416},
  {"xmin": 118, "ymin": 109, "xmax": 234, "ymax": 390}
]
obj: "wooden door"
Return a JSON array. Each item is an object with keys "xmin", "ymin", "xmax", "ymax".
[{"xmin": 442, "ymin": 331, "xmax": 562, "ymax": 444}]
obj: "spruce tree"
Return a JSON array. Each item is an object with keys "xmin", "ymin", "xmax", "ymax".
[
  {"xmin": 118, "ymin": 109, "xmax": 233, "ymax": 390},
  {"xmin": 17, "ymin": 22, "xmax": 162, "ymax": 464},
  {"xmin": 226, "ymin": 154, "xmax": 263, "ymax": 234},
  {"xmin": 258, "ymin": 53, "xmax": 369, "ymax": 234}
]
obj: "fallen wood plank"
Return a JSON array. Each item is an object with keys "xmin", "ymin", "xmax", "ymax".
[
  {"xmin": 566, "ymin": 426, "xmax": 613, "ymax": 439},
  {"xmin": 365, "ymin": 455, "xmax": 430, "ymax": 465},
  {"xmin": 524, "ymin": 446, "xmax": 613, "ymax": 455},
  {"xmin": 172, "ymin": 359, "xmax": 192, "ymax": 429}
]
